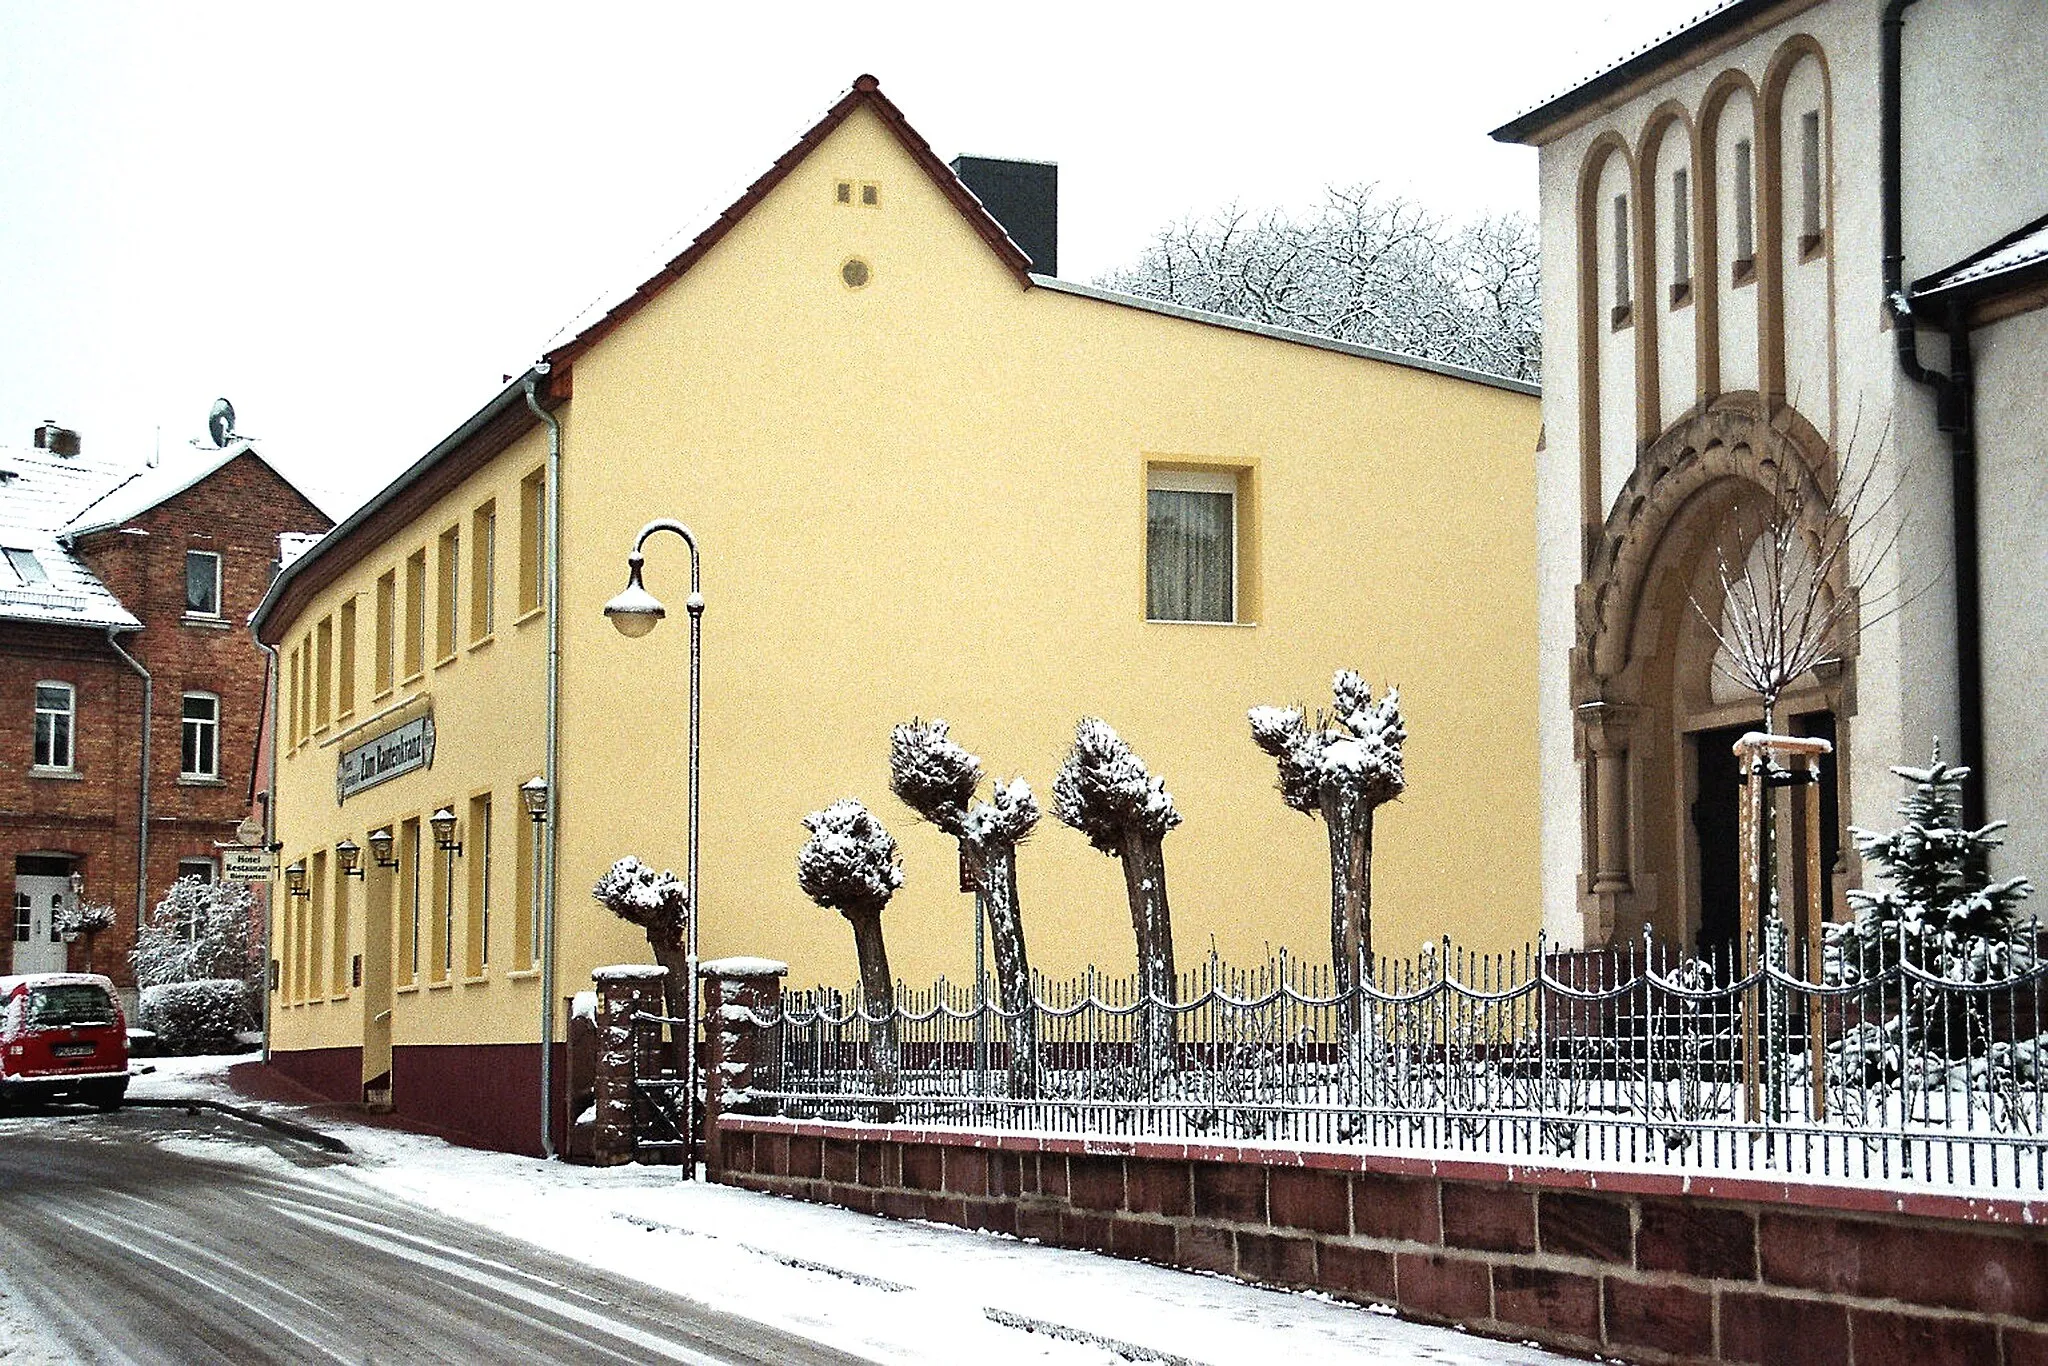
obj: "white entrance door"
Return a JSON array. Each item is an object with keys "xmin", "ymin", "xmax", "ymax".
[{"xmin": 12, "ymin": 873, "xmax": 71, "ymax": 975}]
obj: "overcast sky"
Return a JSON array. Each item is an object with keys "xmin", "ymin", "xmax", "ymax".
[{"xmin": 0, "ymin": 1, "xmax": 1707, "ymax": 514}]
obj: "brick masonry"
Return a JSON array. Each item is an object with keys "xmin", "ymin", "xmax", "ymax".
[
  {"xmin": 714, "ymin": 1117, "xmax": 2048, "ymax": 1365},
  {"xmin": 1, "ymin": 449, "xmax": 329, "ymax": 988}
]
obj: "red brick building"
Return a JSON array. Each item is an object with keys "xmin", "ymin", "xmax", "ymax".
[{"xmin": 1, "ymin": 421, "xmax": 329, "ymax": 1000}]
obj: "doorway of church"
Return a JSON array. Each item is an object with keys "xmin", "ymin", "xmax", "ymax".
[{"xmin": 1688, "ymin": 714, "xmax": 1839, "ymax": 963}]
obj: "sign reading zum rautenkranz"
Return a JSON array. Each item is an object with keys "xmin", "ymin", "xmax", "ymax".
[{"xmin": 337, "ymin": 714, "xmax": 435, "ymax": 804}]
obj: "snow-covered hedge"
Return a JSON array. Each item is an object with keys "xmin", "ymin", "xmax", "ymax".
[{"xmin": 139, "ymin": 979, "xmax": 254, "ymax": 1055}]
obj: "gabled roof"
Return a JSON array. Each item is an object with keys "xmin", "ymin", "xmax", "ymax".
[
  {"xmin": 541, "ymin": 74, "xmax": 1036, "ymax": 369},
  {"xmin": 60, "ymin": 437, "xmax": 289, "ymax": 538},
  {"xmin": 1913, "ymin": 209, "xmax": 2048, "ymax": 309},
  {"xmin": 1490, "ymin": 1, "xmax": 1787, "ymax": 145},
  {"xmin": 0, "ymin": 444, "xmax": 143, "ymax": 630}
]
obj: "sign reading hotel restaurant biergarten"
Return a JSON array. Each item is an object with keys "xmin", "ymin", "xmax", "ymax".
[
  {"xmin": 337, "ymin": 714, "xmax": 435, "ymax": 804},
  {"xmin": 221, "ymin": 845, "xmax": 274, "ymax": 882}
]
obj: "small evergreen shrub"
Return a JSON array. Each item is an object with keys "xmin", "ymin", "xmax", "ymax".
[{"xmin": 140, "ymin": 979, "xmax": 254, "ymax": 1055}]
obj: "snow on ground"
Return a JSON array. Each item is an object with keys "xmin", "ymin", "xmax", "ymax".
[{"xmin": 124, "ymin": 1057, "xmax": 1569, "ymax": 1365}]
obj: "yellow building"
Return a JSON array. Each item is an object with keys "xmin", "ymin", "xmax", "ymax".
[{"xmin": 251, "ymin": 76, "xmax": 1540, "ymax": 1153}]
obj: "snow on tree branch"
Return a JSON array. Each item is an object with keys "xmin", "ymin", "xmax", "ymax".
[
  {"xmin": 797, "ymin": 799, "xmax": 904, "ymax": 916},
  {"xmin": 962, "ymin": 776, "xmax": 1040, "ymax": 851},
  {"xmin": 1097, "ymin": 184, "xmax": 1540, "ymax": 383},
  {"xmin": 1052, "ymin": 718, "xmax": 1181, "ymax": 855},
  {"xmin": 888, "ymin": 718, "xmax": 981, "ymax": 838},
  {"xmin": 1250, "ymin": 672, "xmax": 1406, "ymax": 814},
  {"xmin": 592, "ymin": 856, "xmax": 690, "ymax": 953}
]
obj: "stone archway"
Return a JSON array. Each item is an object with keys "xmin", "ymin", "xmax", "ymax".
[{"xmin": 1568, "ymin": 393, "xmax": 1855, "ymax": 948}]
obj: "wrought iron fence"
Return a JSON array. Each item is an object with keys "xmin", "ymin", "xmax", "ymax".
[{"xmin": 740, "ymin": 924, "xmax": 2048, "ymax": 1195}]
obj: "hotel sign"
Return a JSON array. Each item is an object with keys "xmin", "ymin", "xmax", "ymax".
[{"xmin": 337, "ymin": 714, "xmax": 435, "ymax": 804}]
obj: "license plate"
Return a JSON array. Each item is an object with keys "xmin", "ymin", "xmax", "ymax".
[{"xmin": 51, "ymin": 1043, "xmax": 95, "ymax": 1058}]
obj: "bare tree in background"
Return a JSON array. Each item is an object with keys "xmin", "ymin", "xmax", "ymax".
[
  {"xmin": 1693, "ymin": 419, "xmax": 1905, "ymax": 739},
  {"xmin": 1097, "ymin": 185, "xmax": 1540, "ymax": 383}
]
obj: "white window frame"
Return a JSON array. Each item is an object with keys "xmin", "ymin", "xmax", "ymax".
[
  {"xmin": 180, "ymin": 691, "xmax": 220, "ymax": 779},
  {"xmin": 33, "ymin": 681, "xmax": 75, "ymax": 771},
  {"xmin": 1146, "ymin": 467, "xmax": 1239, "ymax": 625},
  {"xmin": 4, "ymin": 547, "xmax": 47, "ymax": 586},
  {"xmin": 185, "ymin": 549, "xmax": 223, "ymax": 618}
]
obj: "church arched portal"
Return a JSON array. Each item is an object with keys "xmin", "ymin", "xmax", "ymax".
[{"xmin": 1569, "ymin": 394, "xmax": 1853, "ymax": 951}]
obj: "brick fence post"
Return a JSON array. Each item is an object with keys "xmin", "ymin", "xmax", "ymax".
[
  {"xmin": 699, "ymin": 957, "xmax": 788, "ymax": 1178},
  {"xmin": 591, "ymin": 964, "xmax": 669, "ymax": 1167}
]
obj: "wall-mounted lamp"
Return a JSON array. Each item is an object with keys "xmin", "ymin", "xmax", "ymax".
[
  {"xmin": 336, "ymin": 837, "xmax": 365, "ymax": 880},
  {"xmin": 367, "ymin": 827, "xmax": 399, "ymax": 869},
  {"xmin": 520, "ymin": 775, "xmax": 549, "ymax": 825},
  {"xmin": 68, "ymin": 871, "xmax": 84, "ymax": 898},
  {"xmin": 285, "ymin": 860, "xmax": 310, "ymax": 899},
  {"xmin": 430, "ymin": 807, "xmax": 462, "ymax": 855}
]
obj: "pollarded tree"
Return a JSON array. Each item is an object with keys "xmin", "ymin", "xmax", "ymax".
[
  {"xmin": 1053, "ymin": 719, "xmax": 1181, "ymax": 1050},
  {"xmin": 591, "ymin": 857, "xmax": 691, "ymax": 1024},
  {"xmin": 889, "ymin": 718, "xmax": 1041, "ymax": 1095},
  {"xmin": 1249, "ymin": 671, "xmax": 1406, "ymax": 993},
  {"xmin": 797, "ymin": 799, "xmax": 905, "ymax": 1108}
]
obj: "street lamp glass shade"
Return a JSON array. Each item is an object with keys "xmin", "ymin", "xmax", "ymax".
[
  {"xmin": 69, "ymin": 871, "xmax": 84, "ymax": 896},
  {"xmin": 367, "ymin": 827, "xmax": 395, "ymax": 865},
  {"xmin": 520, "ymin": 775, "xmax": 549, "ymax": 821},
  {"xmin": 285, "ymin": 860, "xmax": 308, "ymax": 895},
  {"xmin": 430, "ymin": 807, "xmax": 458, "ymax": 848},
  {"xmin": 335, "ymin": 838, "xmax": 361, "ymax": 874},
  {"xmin": 604, "ymin": 560, "xmax": 665, "ymax": 638}
]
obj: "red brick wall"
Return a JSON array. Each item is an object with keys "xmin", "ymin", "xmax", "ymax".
[
  {"xmin": 268, "ymin": 1041, "xmax": 569, "ymax": 1158},
  {"xmin": 716, "ymin": 1118, "xmax": 2048, "ymax": 1366},
  {"xmin": 2, "ymin": 451, "xmax": 328, "ymax": 985}
]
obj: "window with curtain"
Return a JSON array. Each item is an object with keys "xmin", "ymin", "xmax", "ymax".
[{"xmin": 1146, "ymin": 468, "xmax": 1236, "ymax": 623}]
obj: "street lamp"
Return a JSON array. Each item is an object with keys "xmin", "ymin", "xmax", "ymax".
[
  {"xmin": 604, "ymin": 517, "xmax": 704, "ymax": 1172},
  {"xmin": 367, "ymin": 827, "xmax": 399, "ymax": 869},
  {"xmin": 430, "ymin": 807, "xmax": 462, "ymax": 854},
  {"xmin": 520, "ymin": 775, "xmax": 549, "ymax": 824},
  {"xmin": 285, "ymin": 860, "xmax": 309, "ymax": 899},
  {"xmin": 336, "ymin": 837, "xmax": 365, "ymax": 879}
]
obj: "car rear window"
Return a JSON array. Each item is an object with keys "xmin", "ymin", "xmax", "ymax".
[{"xmin": 24, "ymin": 985, "xmax": 116, "ymax": 1028}]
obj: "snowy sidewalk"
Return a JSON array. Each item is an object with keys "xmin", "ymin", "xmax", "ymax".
[{"xmin": 126, "ymin": 1057, "xmax": 1568, "ymax": 1365}]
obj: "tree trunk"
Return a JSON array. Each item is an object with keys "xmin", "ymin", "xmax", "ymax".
[
  {"xmin": 647, "ymin": 936, "xmax": 692, "ymax": 1076},
  {"xmin": 978, "ymin": 843, "xmax": 1038, "ymax": 1099},
  {"xmin": 1321, "ymin": 793, "xmax": 1357, "ymax": 995},
  {"xmin": 1119, "ymin": 833, "xmax": 1177, "ymax": 1062},
  {"xmin": 1354, "ymin": 803, "xmax": 1376, "ymax": 978},
  {"xmin": 845, "ymin": 905, "xmax": 901, "ymax": 1120}
]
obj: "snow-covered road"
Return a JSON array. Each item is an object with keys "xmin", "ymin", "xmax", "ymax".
[{"xmin": 3, "ymin": 1058, "xmax": 1573, "ymax": 1364}]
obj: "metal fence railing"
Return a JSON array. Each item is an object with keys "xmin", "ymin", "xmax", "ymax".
[{"xmin": 739, "ymin": 925, "xmax": 2048, "ymax": 1196}]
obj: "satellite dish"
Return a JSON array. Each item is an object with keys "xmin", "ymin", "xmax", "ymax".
[{"xmin": 207, "ymin": 398, "xmax": 236, "ymax": 448}]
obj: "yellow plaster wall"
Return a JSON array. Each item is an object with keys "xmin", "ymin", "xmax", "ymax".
[
  {"xmin": 269, "ymin": 103, "xmax": 1540, "ymax": 1057},
  {"xmin": 550, "ymin": 105, "xmax": 1541, "ymax": 998},
  {"xmin": 268, "ymin": 424, "xmax": 554, "ymax": 1055}
]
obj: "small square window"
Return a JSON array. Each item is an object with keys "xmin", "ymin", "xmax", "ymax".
[
  {"xmin": 861, "ymin": 182, "xmax": 879, "ymax": 207},
  {"xmin": 835, "ymin": 181, "xmax": 852, "ymax": 204},
  {"xmin": 1147, "ymin": 468, "xmax": 1239, "ymax": 624},
  {"xmin": 186, "ymin": 550, "xmax": 222, "ymax": 617}
]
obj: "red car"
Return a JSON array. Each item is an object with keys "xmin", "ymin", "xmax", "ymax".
[{"xmin": 0, "ymin": 973, "xmax": 129, "ymax": 1110}]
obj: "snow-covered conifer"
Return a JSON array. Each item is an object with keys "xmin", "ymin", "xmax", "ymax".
[
  {"xmin": 1250, "ymin": 671, "xmax": 1407, "ymax": 992},
  {"xmin": 1053, "ymin": 719, "xmax": 1181, "ymax": 1051},
  {"xmin": 890, "ymin": 720, "xmax": 1042, "ymax": 1096},
  {"xmin": 1837, "ymin": 748, "xmax": 2033, "ymax": 984},
  {"xmin": 591, "ymin": 856, "xmax": 692, "ymax": 1020}
]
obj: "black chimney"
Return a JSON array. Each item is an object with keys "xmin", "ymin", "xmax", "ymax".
[
  {"xmin": 950, "ymin": 155, "xmax": 1057, "ymax": 277},
  {"xmin": 33, "ymin": 421, "xmax": 80, "ymax": 457}
]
